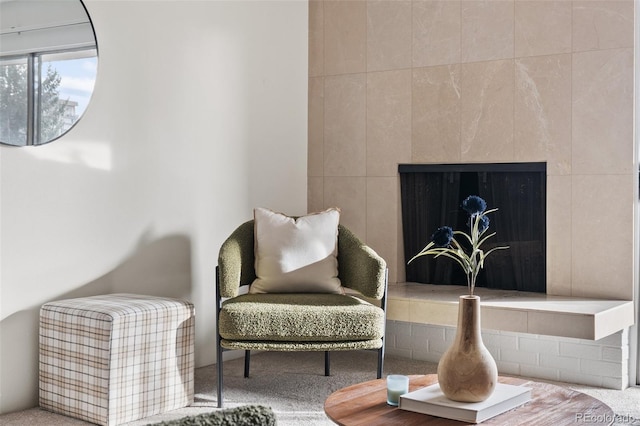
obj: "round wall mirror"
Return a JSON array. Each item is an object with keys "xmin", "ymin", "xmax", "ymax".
[{"xmin": 0, "ymin": 0, "xmax": 98, "ymax": 146}]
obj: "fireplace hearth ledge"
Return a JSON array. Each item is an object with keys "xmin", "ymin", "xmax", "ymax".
[{"xmin": 386, "ymin": 283, "xmax": 634, "ymax": 340}]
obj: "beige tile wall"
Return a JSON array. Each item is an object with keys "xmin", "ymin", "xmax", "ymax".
[{"xmin": 308, "ymin": 0, "xmax": 635, "ymax": 300}]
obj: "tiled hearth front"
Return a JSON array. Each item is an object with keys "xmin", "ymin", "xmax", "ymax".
[{"xmin": 385, "ymin": 320, "xmax": 629, "ymax": 390}]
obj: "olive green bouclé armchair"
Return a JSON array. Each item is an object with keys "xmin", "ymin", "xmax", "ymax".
[{"xmin": 215, "ymin": 220, "xmax": 388, "ymax": 407}]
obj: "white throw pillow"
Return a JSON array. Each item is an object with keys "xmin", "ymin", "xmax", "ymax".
[{"xmin": 249, "ymin": 207, "xmax": 343, "ymax": 294}]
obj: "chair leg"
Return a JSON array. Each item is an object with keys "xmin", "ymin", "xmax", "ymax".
[
  {"xmin": 216, "ymin": 341, "xmax": 224, "ymax": 408},
  {"xmin": 377, "ymin": 344, "xmax": 385, "ymax": 379},
  {"xmin": 244, "ymin": 350, "xmax": 251, "ymax": 378},
  {"xmin": 215, "ymin": 267, "xmax": 225, "ymax": 408},
  {"xmin": 324, "ymin": 351, "xmax": 330, "ymax": 376}
]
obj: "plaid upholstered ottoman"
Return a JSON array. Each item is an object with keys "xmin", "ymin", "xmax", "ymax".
[{"xmin": 39, "ymin": 293, "xmax": 195, "ymax": 426}]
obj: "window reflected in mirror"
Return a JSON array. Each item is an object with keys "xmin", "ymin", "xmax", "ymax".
[{"xmin": 0, "ymin": 0, "xmax": 98, "ymax": 146}]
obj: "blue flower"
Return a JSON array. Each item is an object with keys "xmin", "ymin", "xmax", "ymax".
[
  {"xmin": 478, "ymin": 215, "xmax": 489, "ymax": 233},
  {"xmin": 462, "ymin": 195, "xmax": 487, "ymax": 216},
  {"xmin": 468, "ymin": 215, "xmax": 490, "ymax": 234},
  {"xmin": 409, "ymin": 195, "xmax": 508, "ymax": 295},
  {"xmin": 431, "ymin": 226, "xmax": 454, "ymax": 247}
]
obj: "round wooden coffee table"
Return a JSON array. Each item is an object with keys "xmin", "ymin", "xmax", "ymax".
[{"xmin": 324, "ymin": 374, "xmax": 614, "ymax": 425}]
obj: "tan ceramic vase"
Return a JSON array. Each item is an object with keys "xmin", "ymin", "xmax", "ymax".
[{"xmin": 437, "ymin": 295, "xmax": 498, "ymax": 402}]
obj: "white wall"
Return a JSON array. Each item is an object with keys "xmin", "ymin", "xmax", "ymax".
[{"xmin": 0, "ymin": 0, "xmax": 308, "ymax": 413}]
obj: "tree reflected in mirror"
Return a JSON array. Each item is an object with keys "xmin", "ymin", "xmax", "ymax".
[{"xmin": 0, "ymin": 0, "xmax": 98, "ymax": 146}]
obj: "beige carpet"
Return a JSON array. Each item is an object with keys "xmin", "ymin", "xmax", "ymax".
[{"xmin": 1, "ymin": 351, "xmax": 639, "ymax": 425}]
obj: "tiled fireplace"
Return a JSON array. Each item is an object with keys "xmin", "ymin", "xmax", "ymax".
[{"xmin": 307, "ymin": 1, "xmax": 635, "ymax": 389}]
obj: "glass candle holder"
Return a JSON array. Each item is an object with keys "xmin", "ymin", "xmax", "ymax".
[{"xmin": 386, "ymin": 374, "xmax": 409, "ymax": 406}]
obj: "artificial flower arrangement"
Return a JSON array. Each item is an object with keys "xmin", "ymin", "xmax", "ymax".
[{"xmin": 408, "ymin": 195, "xmax": 509, "ymax": 295}]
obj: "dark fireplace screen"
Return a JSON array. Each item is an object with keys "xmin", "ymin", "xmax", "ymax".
[{"xmin": 400, "ymin": 163, "xmax": 546, "ymax": 293}]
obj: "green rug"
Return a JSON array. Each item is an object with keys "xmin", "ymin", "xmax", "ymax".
[{"xmin": 150, "ymin": 405, "xmax": 277, "ymax": 426}]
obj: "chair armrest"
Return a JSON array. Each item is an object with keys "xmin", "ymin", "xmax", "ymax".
[
  {"xmin": 218, "ymin": 220, "xmax": 256, "ymax": 298},
  {"xmin": 337, "ymin": 225, "xmax": 387, "ymax": 299}
]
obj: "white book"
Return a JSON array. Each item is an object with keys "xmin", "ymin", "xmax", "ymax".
[{"xmin": 398, "ymin": 383, "xmax": 532, "ymax": 424}]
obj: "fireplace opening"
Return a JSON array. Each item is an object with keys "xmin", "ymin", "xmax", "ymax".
[{"xmin": 399, "ymin": 163, "xmax": 546, "ymax": 293}]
